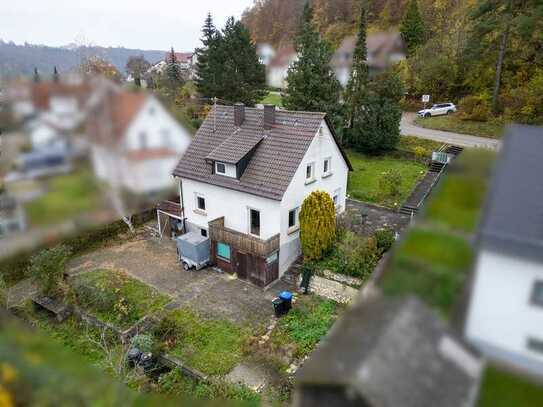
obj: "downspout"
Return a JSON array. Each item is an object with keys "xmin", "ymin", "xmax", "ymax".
[{"xmin": 177, "ymin": 177, "xmax": 186, "ymax": 233}]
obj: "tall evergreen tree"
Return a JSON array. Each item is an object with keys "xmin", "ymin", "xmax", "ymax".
[
  {"xmin": 400, "ymin": 0, "xmax": 425, "ymax": 56},
  {"xmin": 52, "ymin": 66, "xmax": 59, "ymax": 83},
  {"xmin": 343, "ymin": 3, "xmax": 369, "ymax": 144},
  {"xmin": 195, "ymin": 13, "xmax": 218, "ymax": 96},
  {"xmin": 33, "ymin": 67, "xmax": 40, "ymax": 83},
  {"xmin": 283, "ymin": 3, "xmax": 342, "ymax": 127},
  {"xmin": 164, "ymin": 47, "xmax": 184, "ymax": 96}
]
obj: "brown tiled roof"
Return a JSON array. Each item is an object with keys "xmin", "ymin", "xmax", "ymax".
[
  {"xmin": 173, "ymin": 105, "xmax": 352, "ymax": 201},
  {"xmin": 31, "ymin": 82, "xmax": 91, "ymax": 110},
  {"xmin": 111, "ymin": 92, "xmax": 147, "ymax": 141},
  {"xmin": 165, "ymin": 52, "xmax": 193, "ymax": 63},
  {"xmin": 206, "ymin": 130, "xmax": 263, "ymax": 164}
]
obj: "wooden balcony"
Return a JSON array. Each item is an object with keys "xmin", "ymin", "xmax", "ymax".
[{"xmin": 208, "ymin": 217, "xmax": 279, "ymax": 258}]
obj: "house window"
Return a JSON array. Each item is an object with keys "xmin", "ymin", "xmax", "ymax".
[
  {"xmin": 332, "ymin": 188, "xmax": 341, "ymax": 211},
  {"xmin": 201, "ymin": 228, "xmax": 208, "ymax": 238},
  {"xmin": 527, "ymin": 337, "xmax": 543, "ymax": 354},
  {"xmin": 323, "ymin": 157, "xmax": 332, "ymax": 176},
  {"xmin": 266, "ymin": 252, "xmax": 278, "ymax": 265},
  {"xmin": 195, "ymin": 194, "xmax": 206, "ymax": 212},
  {"xmin": 249, "ymin": 208, "xmax": 260, "ymax": 236},
  {"xmin": 531, "ymin": 281, "xmax": 543, "ymax": 307},
  {"xmin": 288, "ymin": 207, "xmax": 299, "ymax": 233},
  {"xmin": 215, "ymin": 162, "xmax": 226, "ymax": 175},
  {"xmin": 217, "ymin": 242, "xmax": 231, "ymax": 261},
  {"xmin": 306, "ymin": 162, "xmax": 315, "ymax": 182}
]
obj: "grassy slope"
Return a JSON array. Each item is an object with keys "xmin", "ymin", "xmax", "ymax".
[
  {"xmin": 260, "ymin": 91, "xmax": 283, "ymax": 107},
  {"xmin": 478, "ymin": 366, "xmax": 543, "ymax": 407},
  {"xmin": 25, "ymin": 169, "xmax": 100, "ymax": 226},
  {"xmin": 414, "ymin": 115, "xmax": 504, "ymax": 139},
  {"xmin": 346, "ymin": 149, "xmax": 426, "ymax": 208}
]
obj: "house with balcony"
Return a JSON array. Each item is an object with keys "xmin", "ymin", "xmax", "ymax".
[{"xmin": 173, "ymin": 103, "xmax": 352, "ymax": 287}]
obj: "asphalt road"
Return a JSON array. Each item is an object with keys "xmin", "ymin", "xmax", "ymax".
[{"xmin": 401, "ymin": 112, "xmax": 501, "ymax": 150}]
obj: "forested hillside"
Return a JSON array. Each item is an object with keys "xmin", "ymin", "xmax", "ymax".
[
  {"xmin": 0, "ymin": 40, "xmax": 165, "ymax": 78},
  {"xmin": 243, "ymin": 0, "xmax": 543, "ymax": 124}
]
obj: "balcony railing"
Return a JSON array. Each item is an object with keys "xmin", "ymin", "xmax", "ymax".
[{"xmin": 208, "ymin": 217, "xmax": 279, "ymax": 258}]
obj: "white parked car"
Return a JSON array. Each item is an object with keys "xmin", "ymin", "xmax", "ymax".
[{"xmin": 418, "ymin": 103, "xmax": 457, "ymax": 118}]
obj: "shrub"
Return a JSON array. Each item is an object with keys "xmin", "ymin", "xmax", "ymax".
[
  {"xmin": 413, "ymin": 146, "xmax": 426, "ymax": 162},
  {"xmin": 28, "ymin": 245, "xmax": 72, "ymax": 296},
  {"xmin": 299, "ymin": 191, "xmax": 336, "ymax": 261},
  {"xmin": 458, "ymin": 95, "xmax": 491, "ymax": 122},
  {"xmin": 131, "ymin": 334, "xmax": 154, "ymax": 353},
  {"xmin": 374, "ymin": 229, "xmax": 395, "ymax": 253},
  {"xmin": 378, "ymin": 169, "xmax": 403, "ymax": 199}
]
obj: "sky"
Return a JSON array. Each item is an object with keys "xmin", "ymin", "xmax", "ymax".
[{"xmin": 1, "ymin": 0, "xmax": 255, "ymax": 51}]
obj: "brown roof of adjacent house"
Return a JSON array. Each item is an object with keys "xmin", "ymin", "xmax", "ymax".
[
  {"xmin": 110, "ymin": 92, "xmax": 147, "ymax": 141},
  {"xmin": 173, "ymin": 105, "xmax": 352, "ymax": 201},
  {"xmin": 268, "ymin": 44, "xmax": 296, "ymax": 68},
  {"xmin": 165, "ymin": 52, "xmax": 193, "ymax": 63},
  {"xmin": 31, "ymin": 82, "xmax": 91, "ymax": 110}
]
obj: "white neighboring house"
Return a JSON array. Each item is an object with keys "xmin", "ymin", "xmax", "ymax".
[
  {"xmin": 173, "ymin": 103, "xmax": 352, "ymax": 287},
  {"xmin": 465, "ymin": 125, "xmax": 543, "ymax": 378},
  {"xmin": 266, "ymin": 45, "xmax": 297, "ymax": 89},
  {"xmin": 26, "ymin": 119, "xmax": 66, "ymax": 150},
  {"xmin": 87, "ymin": 90, "xmax": 192, "ymax": 194}
]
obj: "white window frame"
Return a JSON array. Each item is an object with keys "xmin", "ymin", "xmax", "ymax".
[
  {"xmin": 332, "ymin": 188, "xmax": 341, "ymax": 212},
  {"xmin": 288, "ymin": 207, "xmax": 300, "ymax": 234},
  {"xmin": 215, "ymin": 162, "xmax": 226, "ymax": 175},
  {"xmin": 194, "ymin": 193, "xmax": 207, "ymax": 214},
  {"xmin": 323, "ymin": 157, "xmax": 332, "ymax": 177},
  {"xmin": 248, "ymin": 207, "xmax": 261, "ymax": 237},
  {"xmin": 305, "ymin": 162, "xmax": 316, "ymax": 184}
]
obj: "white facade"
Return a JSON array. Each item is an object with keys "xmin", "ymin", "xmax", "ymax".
[
  {"xmin": 180, "ymin": 119, "xmax": 348, "ymax": 276},
  {"xmin": 90, "ymin": 96, "xmax": 192, "ymax": 194},
  {"xmin": 466, "ymin": 249, "xmax": 543, "ymax": 376},
  {"xmin": 28, "ymin": 121, "xmax": 64, "ymax": 150}
]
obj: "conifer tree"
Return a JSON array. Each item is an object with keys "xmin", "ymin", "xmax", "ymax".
[
  {"xmin": 400, "ymin": 0, "xmax": 426, "ymax": 56},
  {"xmin": 52, "ymin": 66, "xmax": 60, "ymax": 83},
  {"xmin": 343, "ymin": 3, "xmax": 369, "ymax": 144},
  {"xmin": 164, "ymin": 47, "xmax": 184, "ymax": 96},
  {"xmin": 299, "ymin": 191, "xmax": 336, "ymax": 262},
  {"xmin": 33, "ymin": 67, "xmax": 40, "ymax": 83},
  {"xmin": 283, "ymin": 3, "xmax": 342, "ymax": 127},
  {"xmin": 195, "ymin": 12, "xmax": 218, "ymax": 96}
]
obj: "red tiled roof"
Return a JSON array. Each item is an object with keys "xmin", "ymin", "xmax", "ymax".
[
  {"xmin": 111, "ymin": 92, "xmax": 147, "ymax": 141},
  {"xmin": 31, "ymin": 82, "xmax": 91, "ymax": 110},
  {"xmin": 164, "ymin": 52, "xmax": 193, "ymax": 63}
]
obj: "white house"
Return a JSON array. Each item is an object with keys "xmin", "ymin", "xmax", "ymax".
[
  {"xmin": 465, "ymin": 125, "xmax": 543, "ymax": 378},
  {"xmin": 266, "ymin": 45, "xmax": 297, "ymax": 89},
  {"xmin": 173, "ymin": 103, "xmax": 352, "ymax": 287},
  {"xmin": 87, "ymin": 90, "xmax": 192, "ymax": 194}
]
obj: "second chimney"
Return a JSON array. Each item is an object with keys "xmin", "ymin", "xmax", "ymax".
[
  {"xmin": 264, "ymin": 104, "xmax": 275, "ymax": 130},
  {"xmin": 234, "ymin": 103, "xmax": 245, "ymax": 127}
]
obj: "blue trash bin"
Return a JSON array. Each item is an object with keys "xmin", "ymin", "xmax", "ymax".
[{"xmin": 279, "ymin": 291, "xmax": 293, "ymax": 313}]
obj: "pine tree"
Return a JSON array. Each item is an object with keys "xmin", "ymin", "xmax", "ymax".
[
  {"xmin": 33, "ymin": 67, "xmax": 40, "ymax": 83},
  {"xmin": 299, "ymin": 191, "xmax": 336, "ymax": 262},
  {"xmin": 400, "ymin": 0, "xmax": 425, "ymax": 56},
  {"xmin": 195, "ymin": 12, "xmax": 218, "ymax": 96},
  {"xmin": 283, "ymin": 3, "xmax": 342, "ymax": 127},
  {"xmin": 164, "ymin": 47, "xmax": 184, "ymax": 96},
  {"xmin": 52, "ymin": 66, "xmax": 59, "ymax": 83},
  {"xmin": 343, "ymin": 3, "xmax": 369, "ymax": 145}
]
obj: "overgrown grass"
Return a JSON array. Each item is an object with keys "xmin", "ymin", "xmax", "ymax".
[
  {"xmin": 25, "ymin": 168, "xmax": 100, "ymax": 226},
  {"xmin": 272, "ymin": 295, "xmax": 342, "ymax": 358},
  {"xmin": 397, "ymin": 135, "xmax": 444, "ymax": 158},
  {"xmin": 72, "ymin": 269, "xmax": 170, "ymax": 329},
  {"xmin": 380, "ymin": 228, "xmax": 473, "ymax": 318},
  {"xmin": 415, "ymin": 115, "xmax": 504, "ymax": 139},
  {"xmin": 155, "ymin": 308, "xmax": 252, "ymax": 376},
  {"xmin": 260, "ymin": 91, "xmax": 283, "ymax": 107},
  {"xmin": 477, "ymin": 366, "xmax": 543, "ymax": 407},
  {"xmin": 346, "ymin": 149, "xmax": 426, "ymax": 208}
]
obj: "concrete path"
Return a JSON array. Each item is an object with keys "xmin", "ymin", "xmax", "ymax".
[{"xmin": 401, "ymin": 112, "xmax": 501, "ymax": 150}]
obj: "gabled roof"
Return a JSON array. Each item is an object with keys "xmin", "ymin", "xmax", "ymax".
[
  {"xmin": 173, "ymin": 105, "xmax": 352, "ymax": 201},
  {"xmin": 296, "ymin": 296, "xmax": 482, "ymax": 407},
  {"xmin": 31, "ymin": 82, "xmax": 91, "ymax": 110},
  {"xmin": 110, "ymin": 92, "xmax": 147, "ymax": 141},
  {"xmin": 479, "ymin": 125, "xmax": 543, "ymax": 260},
  {"xmin": 165, "ymin": 52, "xmax": 193, "ymax": 64}
]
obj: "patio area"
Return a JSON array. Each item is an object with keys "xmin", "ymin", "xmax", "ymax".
[{"xmin": 67, "ymin": 228, "xmax": 294, "ymax": 327}]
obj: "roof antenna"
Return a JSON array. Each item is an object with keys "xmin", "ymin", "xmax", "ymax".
[{"xmin": 213, "ymin": 97, "xmax": 217, "ymax": 133}]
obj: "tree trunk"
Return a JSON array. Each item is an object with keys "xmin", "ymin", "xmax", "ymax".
[{"xmin": 492, "ymin": 0, "xmax": 513, "ymax": 114}]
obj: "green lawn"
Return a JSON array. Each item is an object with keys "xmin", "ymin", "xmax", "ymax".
[
  {"xmin": 271, "ymin": 295, "xmax": 343, "ymax": 358},
  {"xmin": 380, "ymin": 228, "xmax": 473, "ymax": 318},
  {"xmin": 25, "ymin": 169, "xmax": 101, "ymax": 227},
  {"xmin": 347, "ymin": 149, "xmax": 427, "ymax": 208},
  {"xmin": 260, "ymin": 91, "xmax": 283, "ymax": 107},
  {"xmin": 154, "ymin": 308, "xmax": 252, "ymax": 376},
  {"xmin": 72, "ymin": 269, "xmax": 170, "ymax": 329},
  {"xmin": 415, "ymin": 115, "xmax": 504, "ymax": 139},
  {"xmin": 478, "ymin": 366, "xmax": 543, "ymax": 407},
  {"xmin": 397, "ymin": 135, "xmax": 444, "ymax": 158}
]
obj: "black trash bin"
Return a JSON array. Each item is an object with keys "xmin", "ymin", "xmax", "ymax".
[
  {"xmin": 272, "ymin": 297, "xmax": 285, "ymax": 317},
  {"xmin": 279, "ymin": 291, "xmax": 293, "ymax": 313}
]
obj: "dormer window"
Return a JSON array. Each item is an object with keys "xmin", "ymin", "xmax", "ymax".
[{"xmin": 215, "ymin": 162, "xmax": 226, "ymax": 175}]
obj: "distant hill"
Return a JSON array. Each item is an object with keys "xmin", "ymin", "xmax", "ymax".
[{"xmin": 0, "ymin": 40, "xmax": 167, "ymax": 79}]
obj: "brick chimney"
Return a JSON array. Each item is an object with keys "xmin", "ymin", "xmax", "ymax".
[
  {"xmin": 264, "ymin": 104, "xmax": 275, "ymax": 130},
  {"xmin": 234, "ymin": 103, "xmax": 245, "ymax": 127}
]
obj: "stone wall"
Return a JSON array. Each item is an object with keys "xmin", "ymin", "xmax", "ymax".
[{"xmin": 298, "ymin": 273, "xmax": 359, "ymax": 304}]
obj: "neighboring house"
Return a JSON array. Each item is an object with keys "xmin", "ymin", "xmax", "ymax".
[
  {"xmin": 173, "ymin": 103, "xmax": 352, "ymax": 287},
  {"xmin": 0, "ymin": 194, "xmax": 26, "ymax": 237},
  {"xmin": 25, "ymin": 118, "xmax": 67, "ymax": 151},
  {"xmin": 332, "ymin": 32, "xmax": 406, "ymax": 86},
  {"xmin": 87, "ymin": 89, "xmax": 192, "ymax": 194},
  {"xmin": 3, "ymin": 80, "xmax": 34, "ymax": 119},
  {"xmin": 257, "ymin": 43, "xmax": 276, "ymax": 66},
  {"xmin": 266, "ymin": 45, "xmax": 297, "ymax": 89},
  {"xmin": 465, "ymin": 125, "xmax": 543, "ymax": 378},
  {"xmin": 295, "ymin": 296, "xmax": 482, "ymax": 407},
  {"xmin": 146, "ymin": 52, "xmax": 196, "ymax": 79}
]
